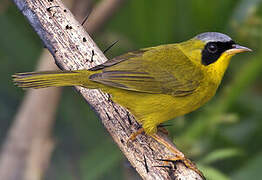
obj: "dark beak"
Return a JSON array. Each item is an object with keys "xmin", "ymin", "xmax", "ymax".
[{"xmin": 226, "ymin": 44, "xmax": 252, "ymax": 55}]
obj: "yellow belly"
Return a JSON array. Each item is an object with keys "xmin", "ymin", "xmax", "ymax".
[{"xmin": 102, "ymin": 82, "xmax": 217, "ymax": 134}]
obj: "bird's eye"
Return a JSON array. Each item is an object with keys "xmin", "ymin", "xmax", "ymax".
[{"xmin": 207, "ymin": 43, "xmax": 218, "ymax": 53}]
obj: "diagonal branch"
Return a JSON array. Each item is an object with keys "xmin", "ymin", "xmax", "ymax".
[
  {"xmin": 0, "ymin": 0, "xmax": 127, "ymax": 180},
  {"xmin": 12, "ymin": 0, "xmax": 204, "ymax": 179}
]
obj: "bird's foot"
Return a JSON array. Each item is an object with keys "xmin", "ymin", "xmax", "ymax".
[
  {"xmin": 151, "ymin": 134, "xmax": 204, "ymax": 178},
  {"xmin": 157, "ymin": 158, "xmax": 204, "ymax": 178},
  {"xmin": 128, "ymin": 125, "xmax": 169, "ymax": 141},
  {"xmin": 157, "ymin": 126, "xmax": 169, "ymax": 135},
  {"xmin": 128, "ymin": 127, "xmax": 145, "ymax": 141},
  {"xmin": 128, "ymin": 127, "xmax": 204, "ymax": 178}
]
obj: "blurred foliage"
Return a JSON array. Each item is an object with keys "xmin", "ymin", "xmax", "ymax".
[{"xmin": 1, "ymin": 0, "xmax": 262, "ymax": 179}]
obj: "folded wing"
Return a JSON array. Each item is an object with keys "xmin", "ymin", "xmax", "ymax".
[{"xmin": 89, "ymin": 45, "xmax": 203, "ymax": 96}]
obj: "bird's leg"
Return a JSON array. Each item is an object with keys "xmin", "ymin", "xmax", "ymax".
[
  {"xmin": 129, "ymin": 127, "xmax": 145, "ymax": 141},
  {"xmin": 128, "ymin": 125, "xmax": 169, "ymax": 141},
  {"xmin": 157, "ymin": 123, "xmax": 173, "ymax": 135},
  {"xmin": 128, "ymin": 127, "xmax": 204, "ymax": 177},
  {"xmin": 151, "ymin": 134, "xmax": 204, "ymax": 178}
]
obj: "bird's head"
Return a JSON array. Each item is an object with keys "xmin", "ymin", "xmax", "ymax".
[
  {"xmin": 180, "ymin": 32, "xmax": 252, "ymax": 80},
  {"xmin": 179, "ymin": 32, "xmax": 252, "ymax": 83},
  {"xmin": 181, "ymin": 32, "xmax": 252, "ymax": 66},
  {"xmin": 195, "ymin": 32, "xmax": 251, "ymax": 65}
]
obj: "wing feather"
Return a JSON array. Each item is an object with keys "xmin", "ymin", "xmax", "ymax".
[{"xmin": 89, "ymin": 45, "xmax": 203, "ymax": 96}]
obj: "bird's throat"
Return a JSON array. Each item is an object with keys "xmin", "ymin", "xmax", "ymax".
[{"xmin": 204, "ymin": 54, "xmax": 233, "ymax": 85}]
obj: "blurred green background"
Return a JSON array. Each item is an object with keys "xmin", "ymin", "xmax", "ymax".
[{"xmin": 1, "ymin": 0, "xmax": 262, "ymax": 179}]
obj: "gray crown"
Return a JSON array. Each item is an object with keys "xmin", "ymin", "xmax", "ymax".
[{"xmin": 195, "ymin": 32, "xmax": 233, "ymax": 43}]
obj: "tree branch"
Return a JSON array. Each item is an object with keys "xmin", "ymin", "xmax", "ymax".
[
  {"xmin": 12, "ymin": 0, "xmax": 204, "ymax": 179},
  {"xmin": 0, "ymin": 0, "xmax": 128, "ymax": 180}
]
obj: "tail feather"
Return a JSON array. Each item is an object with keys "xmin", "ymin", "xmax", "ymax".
[{"xmin": 13, "ymin": 70, "xmax": 89, "ymax": 89}]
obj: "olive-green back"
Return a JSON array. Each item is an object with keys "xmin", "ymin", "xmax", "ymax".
[{"xmin": 89, "ymin": 44, "xmax": 204, "ymax": 97}]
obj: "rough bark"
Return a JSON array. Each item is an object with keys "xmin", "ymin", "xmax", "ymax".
[
  {"xmin": 0, "ymin": 0, "xmax": 127, "ymax": 180},
  {"xmin": 11, "ymin": 0, "xmax": 204, "ymax": 179}
]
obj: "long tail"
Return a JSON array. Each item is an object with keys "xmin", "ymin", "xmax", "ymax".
[{"xmin": 12, "ymin": 70, "xmax": 93, "ymax": 89}]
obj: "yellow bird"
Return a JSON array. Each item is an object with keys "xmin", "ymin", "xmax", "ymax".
[{"xmin": 13, "ymin": 32, "xmax": 251, "ymax": 174}]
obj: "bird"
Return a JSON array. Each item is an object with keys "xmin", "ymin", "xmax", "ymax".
[{"xmin": 13, "ymin": 32, "xmax": 251, "ymax": 176}]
